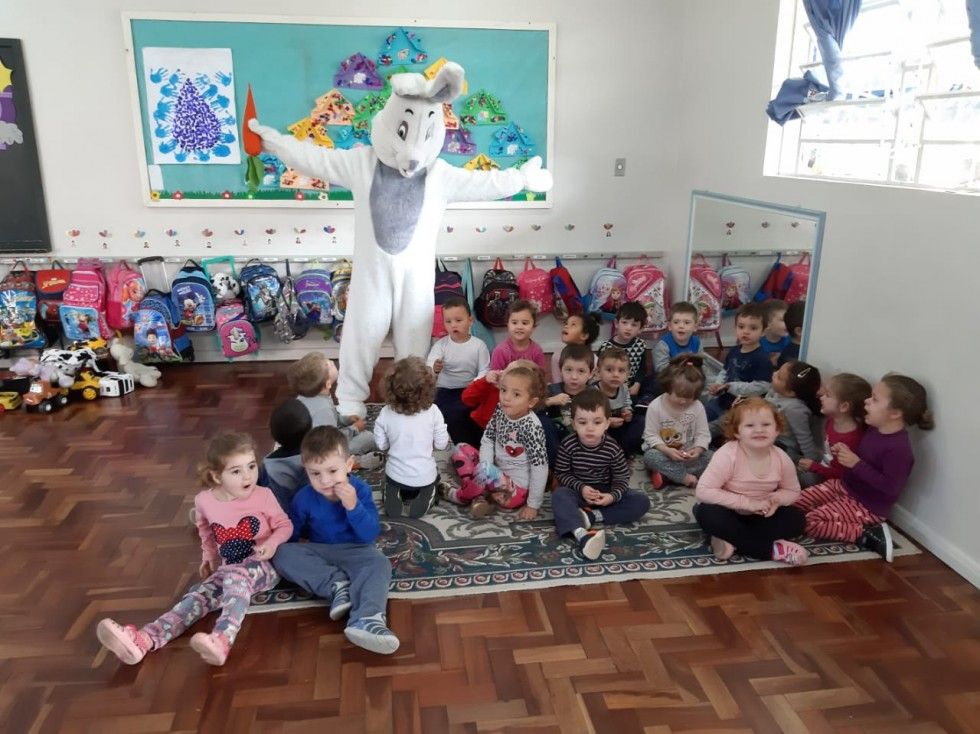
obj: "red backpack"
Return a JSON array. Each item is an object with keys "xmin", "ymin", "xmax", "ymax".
[
  {"xmin": 688, "ymin": 255, "xmax": 722, "ymax": 331},
  {"xmin": 549, "ymin": 257, "xmax": 583, "ymax": 320},
  {"xmin": 754, "ymin": 254, "xmax": 794, "ymax": 302},
  {"xmin": 106, "ymin": 260, "xmax": 147, "ymax": 331},
  {"xmin": 34, "ymin": 260, "xmax": 72, "ymax": 327},
  {"xmin": 784, "ymin": 253, "xmax": 810, "ymax": 303},
  {"xmin": 517, "ymin": 258, "xmax": 554, "ymax": 316}
]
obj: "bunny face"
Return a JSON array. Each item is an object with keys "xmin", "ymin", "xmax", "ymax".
[{"xmin": 371, "ymin": 62, "xmax": 465, "ymax": 177}]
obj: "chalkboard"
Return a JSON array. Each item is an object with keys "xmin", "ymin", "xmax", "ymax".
[
  {"xmin": 0, "ymin": 39, "xmax": 51, "ymax": 253},
  {"xmin": 123, "ymin": 14, "xmax": 555, "ymax": 208}
]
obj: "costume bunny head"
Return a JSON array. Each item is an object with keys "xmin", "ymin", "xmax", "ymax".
[{"xmin": 371, "ymin": 62, "xmax": 465, "ymax": 177}]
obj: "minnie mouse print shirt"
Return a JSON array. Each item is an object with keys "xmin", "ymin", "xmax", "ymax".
[
  {"xmin": 194, "ymin": 486, "xmax": 293, "ymax": 566},
  {"xmin": 479, "ymin": 407, "xmax": 549, "ymax": 509}
]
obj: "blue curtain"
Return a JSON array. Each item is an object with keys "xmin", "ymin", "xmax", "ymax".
[
  {"xmin": 969, "ymin": 0, "xmax": 980, "ymax": 69},
  {"xmin": 767, "ymin": 0, "xmax": 862, "ymax": 124}
]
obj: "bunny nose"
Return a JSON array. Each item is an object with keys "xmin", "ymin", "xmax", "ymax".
[{"xmin": 406, "ymin": 160, "xmax": 419, "ymax": 172}]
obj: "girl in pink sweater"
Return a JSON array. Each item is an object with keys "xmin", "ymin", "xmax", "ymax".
[
  {"xmin": 694, "ymin": 397, "xmax": 808, "ymax": 566},
  {"xmin": 96, "ymin": 432, "xmax": 293, "ymax": 666}
]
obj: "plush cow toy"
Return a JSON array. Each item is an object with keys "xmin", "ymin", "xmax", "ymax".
[{"xmin": 248, "ymin": 62, "xmax": 552, "ymax": 417}]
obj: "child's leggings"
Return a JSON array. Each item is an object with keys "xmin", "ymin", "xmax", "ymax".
[
  {"xmin": 452, "ymin": 444, "xmax": 528, "ymax": 509},
  {"xmin": 139, "ymin": 558, "xmax": 279, "ymax": 649},
  {"xmin": 642, "ymin": 448, "xmax": 713, "ymax": 485},
  {"xmin": 793, "ymin": 479, "xmax": 885, "ymax": 543}
]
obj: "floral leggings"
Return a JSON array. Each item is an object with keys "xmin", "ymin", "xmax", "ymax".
[{"xmin": 140, "ymin": 558, "xmax": 279, "ymax": 649}]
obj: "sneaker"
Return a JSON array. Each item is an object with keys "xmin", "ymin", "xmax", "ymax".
[
  {"xmin": 578, "ymin": 529, "xmax": 606, "ymax": 561},
  {"xmin": 189, "ymin": 631, "xmax": 231, "ymax": 666},
  {"xmin": 407, "ymin": 484, "xmax": 437, "ymax": 519},
  {"xmin": 649, "ymin": 471, "xmax": 664, "ymax": 490},
  {"xmin": 469, "ymin": 497, "xmax": 495, "ymax": 519},
  {"xmin": 329, "ymin": 583, "xmax": 352, "ymax": 621},
  {"xmin": 96, "ymin": 618, "xmax": 152, "ymax": 665},
  {"xmin": 578, "ymin": 508, "xmax": 594, "ymax": 530},
  {"xmin": 859, "ymin": 523, "xmax": 894, "ymax": 562},
  {"xmin": 344, "ymin": 613, "xmax": 400, "ymax": 655},
  {"xmin": 438, "ymin": 479, "xmax": 464, "ymax": 505},
  {"xmin": 771, "ymin": 539, "xmax": 809, "ymax": 566},
  {"xmin": 382, "ymin": 482, "xmax": 402, "ymax": 518},
  {"xmin": 355, "ymin": 452, "xmax": 384, "ymax": 471}
]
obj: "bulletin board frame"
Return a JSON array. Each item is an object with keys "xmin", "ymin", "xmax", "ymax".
[{"xmin": 122, "ymin": 12, "xmax": 556, "ymax": 209}]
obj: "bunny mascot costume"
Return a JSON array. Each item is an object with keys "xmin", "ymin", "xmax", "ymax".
[{"xmin": 249, "ymin": 62, "xmax": 553, "ymax": 417}]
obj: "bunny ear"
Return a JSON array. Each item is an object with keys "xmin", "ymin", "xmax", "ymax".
[{"xmin": 390, "ymin": 61, "xmax": 465, "ymax": 103}]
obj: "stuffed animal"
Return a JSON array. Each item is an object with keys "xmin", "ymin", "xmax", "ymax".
[
  {"xmin": 109, "ymin": 337, "xmax": 161, "ymax": 388},
  {"xmin": 248, "ymin": 61, "xmax": 552, "ymax": 417},
  {"xmin": 210, "ymin": 272, "xmax": 241, "ymax": 303},
  {"xmin": 11, "ymin": 357, "xmax": 74, "ymax": 388}
]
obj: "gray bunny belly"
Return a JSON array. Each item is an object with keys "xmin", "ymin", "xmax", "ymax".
[{"xmin": 369, "ymin": 162, "xmax": 427, "ymax": 255}]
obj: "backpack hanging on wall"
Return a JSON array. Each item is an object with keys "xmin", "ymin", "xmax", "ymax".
[
  {"xmin": 474, "ymin": 257, "xmax": 519, "ymax": 328},
  {"xmin": 517, "ymin": 258, "xmax": 554, "ymax": 316},
  {"xmin": 239, "ymin": 259, "xmax": 282, "ymax": 322},
  {"xmin": 272, "ymin": 261, "xmax": 309, "ymax": 343},
  {"xmin": 464, "ymin": 257, "xmax": 497, "ymax": 353},
  {"xmin": 0, "ymin": 260, "xmax": 46, "ymax": 349},
  {"xmin": 784, "ymin": 253, "xmax": 811, "ymax": 303},
  {"xmin": 59, "ymin": 258, "xmax": 109, "ymax": 342},
  {"xmin": 106, "ymin": 260, "xmax": 146, "ymax": 332},
  {"xmin": 293, "ymin": 265, "xmax": 334, "ymax": 328},
  {"xmin": 330, "ymin": 259, "xmax": 353, "ymax": 324},
  {"xmin": 586, "ymin": 257, "xmax": 627, "ymax": 317},
  {"xmin": 754, "ymin": 253, "xmax": 794, "ymax": 302},
  {"xmin": 133, "ymin": 289, "xmax": 194, "ymax": 364},
  {"xmin": 170, "ymin": 259, "xmax": 216, "ymax": 332},
  {"xmin": 216, "ymin": 300, "xmax": 260, "ymax": 358},
  {"xmin": 623, "ymin": 256, "xmax": 668, "ymax": 335},
  {"xmin": 718, "ymin": 254, "xmax": 751, "ymax": 314},
  {"xmin": 549, "ymin": 256, "xmax": 584, "ymax": 321},
  {"xmin": 432, "ymin": 259, "xmax": 464, "ymax": 338},
  {"xmin": 34, "ymin": 260, "xmax": 72, "ymax": 330},
  {"xmin": 688, "ymin": 254, "xmax": 722, "ymax": 331}
]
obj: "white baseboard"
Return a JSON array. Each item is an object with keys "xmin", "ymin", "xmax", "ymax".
[{"xmin": 890, "ymin": 505, "xmax": 979, "ymax": 588}]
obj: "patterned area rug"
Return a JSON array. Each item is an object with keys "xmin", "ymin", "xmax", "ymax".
[{"xmin": 249, "ymin": 407, "xmax": 919, "ymax": 612}]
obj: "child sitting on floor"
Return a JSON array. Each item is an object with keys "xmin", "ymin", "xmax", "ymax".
[
  {"xmin": 549, "ymin": 312, "xmax": 600, "ymax": 382},
  {"xmin": 553, "ymin": 391, "xmax": 651, "ymax": 560},
  {"xmin": 776, "ymin": 300, "xmax": 805, "ymax": 367},
  {"xmin": 798, "ymin": 372, "xmax": 871, "ymax": 482},
  {"xmin": 542, "ymin": 343, "xmax": 597, "ymax": 462},
  {"xmin": 489, "ymin": 299, "xmax": 547, "ymax": 372},
  {"xmin": 274, "ymin": 426, "xmax": 399, "ymax": 654},
  {"xmin": 760, "ymin": 299, "xmax": 789, "ymax": 364},
  {"xmin": 795, "ymin": 374, "xmax": 933, "ymax": 562},
  {"xmin": 260, "ymin": 398, "xmax": 313, "ymax": 511},
  {"xmin": 706, "ymin": 302, "xmax": 774, "ymax": 420},
  {"xmin": 374, "ymin": 356, "xmax": 450, "ymax": 519},
  {"xmin": 97, "ymin": 432, "xmax": 293, "ymax": 666},
  {"xmin": 765, "ymin": 360, "xmax": 824, "ymax": 466},
  {"xmin": 594, "ymin": 346, "xmax": 643, "ymax": 455},
  {"xmin": 598, "ymin": 301, "xmax": 649, "ymax": 398}
]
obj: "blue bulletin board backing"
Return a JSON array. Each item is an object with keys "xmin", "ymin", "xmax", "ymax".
[{"xmin": 122, "ymin": 14, "xmax": 555, "ymax": 208}]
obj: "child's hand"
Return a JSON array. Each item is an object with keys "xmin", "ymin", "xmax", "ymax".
[
  {"xmin": 609, "ymin": 416, "xmax": 625, "ymax": 428},
  {"xmin": 551, "ymin": 392, "xmax": 571, "ymax": 406},
  {"xmin": 517, "ymin": 505, "xmax": 538, "ymax": 521},
  {"xmin": 659, "ymin": 446, "xmax": 686, "ymax": 462},
  {"xmin": 592, "ymin": 492, "xmax": 615, "ymax": 507},
  {"xmin": 581, "ymin": 485, "xmax": 601, "ymax": 503},
  {"xmin": 708, "ymin": 383, "xmax": 727, "ymax": 395},
  {"xmin": 798, "ymin": 457, "xmax": 813, "ymax": 471},
  {"xmin": 622, "ymin": 409, "xmax": 633, "ymax": 423},
  {"xmin": 762, "ymin": 496, "xmax": 780, "ymax": 517},
  {"xmin": 831, "ymin": 443, "xmax": 860, "ymax": 468},
  {"xmin": 199, "ymin": 559, "xmax": 217, "ymax": 579},
  {"xmin": 253, "ymin": 542, "xmax": 274, "ymax": 561},
  {"xmin": 433, "ymin": 358, "xmax": 444, "ymax": 374},
  {"xmin": 686, "ymin": 447, "xmax": 704, "ymax": 460},
  {"xmin": 334, "ymin": 482, "xmax": 359, "ymax": 510},
  {"xmin": 629, "ymin": 382, "xmax": 640, "ymax": 396},
  {"xmin": 486, "ymin": 370, "xmax": 501, "ymax": 385}
]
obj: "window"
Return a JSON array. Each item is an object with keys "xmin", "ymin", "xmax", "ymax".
[{"xmin": 767, "ymin": 0, "xmax": 980, "ymax": 193}]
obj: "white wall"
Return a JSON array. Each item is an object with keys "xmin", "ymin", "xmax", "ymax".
[{"xmin": 674, "ymin": 0, "xmax": 980, "ymax": 585}]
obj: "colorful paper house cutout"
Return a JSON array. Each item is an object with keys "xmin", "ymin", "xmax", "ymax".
[
  {"xmin": 312, "ymin": 89, "xmax": 355, "ymax": 126},
  {"xmin": 425, "ymin": 58, "xmax": 469, "ymax": 94},
  {"xmin": 459, "ymin": 90, "xmax": 508, "ymax": 125},
  {"xmin": 353, "ymin": 128, "xmax": 371, "ymax": 146},
  {"xmin": 464, "ymin": 153, "xmax": 500, "ymax": 172},
  {"xmin": 489, "ymin": 123, "xmax": 537, "ymax": 157},
  {"xmin": 353, "ymin": 92, "xmax": 389, "ymax": 131},
  {"xmin": 280, "ymin": 168, "xmax": 329, "ymax": 191},
  {"xmin": 442, "ymin": 127, "xmax": 476, "ymax": 155},
  {"xmin": 330, "ymin": 125, "xmax": 368, "ymax": 150},
  {"xmin": 377, "ymin": 27, "xmax": 428, "ymax": 66},
  {"xmin": 443, "ymin": 103, "xmax": 460, "ymax": 130},
  {"xmin": 334, "ymin": 53, "xmax": 383, "ymax": 90},
  {"xmin": 288, "ymin": 117, "xmax": 334, "ymax": 149}
]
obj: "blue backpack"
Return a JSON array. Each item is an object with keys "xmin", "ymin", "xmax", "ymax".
[
  {"xmin": 133, "ymin": 290, "xmax": 194, "ymax": 363},
  {"xmin": 586, "ymin": 256, "xmax": 627, "ymax": 317},
  {"xmin": 239, "ymin": 260, "xmax": 282, "ymax": 322},
  {"xmin": 293, "ymin": 267, "xmax": 334, "ymax": 326},
  {"xmin": 171, "ymin": 260, "xmax": 216, "ymax": 332},
  {"xmin": 0, "ymin": 262, "xmax": 46, "ymax": 349}
]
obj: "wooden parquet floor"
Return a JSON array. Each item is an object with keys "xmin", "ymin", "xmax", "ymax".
[{"xmin": 1, "ymin": 363, "xmax": 977, "ymax": 733}]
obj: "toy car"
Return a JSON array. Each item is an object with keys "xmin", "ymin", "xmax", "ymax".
[
  {"xmin": 69, "ymin": 337, "xmax": 109, "ymax": 361},
  {"xmin": 23, "ymin": 380, "xmax": 69, "ymax": 413},
  {"xmin": 97, "ymin": 371, "xmax": 135, "ymax": 398},
  {"xmin": 0, "ymin": 391, "xmax": 22, "ymax": 413},
  {"xmin": 70, "ymin": 370, "xmax": 102, "ymax": 401}
]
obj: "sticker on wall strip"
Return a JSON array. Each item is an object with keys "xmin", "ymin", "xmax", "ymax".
[
  {"xmin": 475, "ymin": 226, "xmax": 486, "ymax": 233},
  {"xmin": 446, "ymin": 225, "xmax": 454, "ymax": 233},
  {"xmin": 531, "ymin": 224, "xmax": 541, "ymax": 231},
  {"xmin": 725, "ymin": 220, "xmax": 735, "ymax": 235},
  {"xmin": 67, "ymin": 228, "xmax": 80, "ymax": 247},
  {"xmin": 564, "ymin": 224, "xmax": 575, "ymax": 231},
  {"xmin": 502, "ymin": 225, "xmax": 514, "ymax": 232},
  {"xmin": 603, "ymin": 223, "xmax": 614, "ymax": 238}
]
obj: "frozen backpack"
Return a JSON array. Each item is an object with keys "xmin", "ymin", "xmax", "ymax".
[
  {"xmin": 34, "ymin": 260, "xmax": 71, "ymax": 329},
  {"xmin": 474, "ymin": 257, "xmax": 519, "ymax": 328},
  {"xmin": 293, "ymin": 267, "xmax": 334, "ymax": 327},
  {"xmin": 59, "ymin": 258, "xmax": 110, "ymax": 342},
  {"xmin": 133, "ymin": 289, "xmax": 194, "ymax": 364},
  {"xmin": 239, "ymin": 260, "xmax": 282, "ymax": 323},
  {"xmin": 517, "ymin": 258, "xmax": 554, "ymax": 316},
  {"xmin": 718, "ymin": 255, "xmax": 751, "ymax": 314},
  {"xmin": 623, "ymin": 257, "xmax": 668, "ymax": 334},
  {"xmin": 754, "ymin": 254, "xmax": 794, "ymax": 302},
  {"xmin": 170, "ymin": 260, "xmax": 216, "ymax": 332},
  {"xmin": 549, "ymin": 257, "xmax": 584, "ymax": 320},
  {"xmin": 330, "ymin": 259, "xmax": 353, "ymax": 324},
  {"xmin": 432, "ymin": 259, "xmax": 464, "ymax": 338},
  {"xmin": 216, "ymin": 300, "xmax": 260, "ymax": 358},
  {"xmin": 784, "ymin": 253, "xmax": 811, "ymax": 303},
  {"xmin": 106, "ymin": 260, "xmax": 146, "ymax": 331},
  {"xmin": 272, "ymin": 262, "xmax": 309, "ymax": 343},
  {"xmin": 0, "ymin": 261, "xmax": 46, "ymax": 349},
  {"xmin": 586, "ymin": 257, "xmax": 627, "ymax": 317},
  {"xmin": 687, "ymin": 255, "xmax": 722, "ymax": 331}
]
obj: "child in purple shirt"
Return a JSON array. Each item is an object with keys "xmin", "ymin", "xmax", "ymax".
[{"xmin": 489, "ymin": 300, "xmax": 547, "ymax": 372}]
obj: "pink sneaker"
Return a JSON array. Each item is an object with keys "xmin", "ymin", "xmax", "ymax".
[
  {"xmin": 97, "ymin": 618, "xmax": 152, "ymax": 665},
  {"xmin": 190, "ymin": 631, "xmax": 231, "ymax": 666},
  {"xmin": 772, "ymin": 539, "xmax": 809, "ymax": 566}
]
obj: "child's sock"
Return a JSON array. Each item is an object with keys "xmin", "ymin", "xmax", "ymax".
[
  {"xmin": 572, "ymin": 527, "xmax": 587, "ymax": 541},
  {"xmin": 329, "ymin": 581, "xmax": 352, "ymax": 621},
  {"xmin": 591, "ymin": 509, "xmax": 604, "ymax": 524}
]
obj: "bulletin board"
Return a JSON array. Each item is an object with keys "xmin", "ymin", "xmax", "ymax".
[{"xmin": 122, "ymin": 13, "xmax": 555, "ymax": 208}]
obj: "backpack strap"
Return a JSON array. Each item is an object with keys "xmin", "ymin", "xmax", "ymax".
[
  {"xmin": 795, "ymin": 252, "xmax": 810, "ymax": 265},
  {"xmin": 523, "ymin": 257, "xmax": 534, "ymax": 272},
  {"xmin": 201, "ymin": 256, "xmax": 238, "ymax": 279},
  {"xmin": 493, "ymin": 257, "xmax": 505, "ymax": 271},
  {"xmin": 607, "ymin": 256, "xmax": 618, "ymax": 268}
]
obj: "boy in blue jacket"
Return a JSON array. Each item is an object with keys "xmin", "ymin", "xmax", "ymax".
[{"xmin": 272, "ymin": 426, "xmax": 398, "ymax": 654}]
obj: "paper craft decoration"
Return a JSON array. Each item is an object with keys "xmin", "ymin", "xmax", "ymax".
[
  {"xmin": 489, "ymin": 122, "xmax": 536, "ymax": 157},
  {"xmin": 443, "ymin": 127, "xmax": 476, "ymax": 155},
  {"xmin": 425, "ymin": 58, "xmax": 469, "ymax": 94},
  {"xmin": 353, "ymin": 92, "xmax": 389, "ymax": 130},
  {"xmin": 0, "ymin": 59, "xmax": 22, "ymax": 151},
  {"xmin": 442, "ymin": 102, "xmax": 460, "ymax": 130},
  {"xmin": 312, "ymin": 89, "xmax": 355, "ymax": 126},
  {"xmin": 382, "ymin": 65, "xmax": 410, "ymax": 95},
  {"xmin": 463, "ymin": 153, "xmax": 500, "ymax": 171},
  {"xmin": 459, "ymin": 90, "xmax": 508, "ymax": 125},
  {"xmin": 142, "ymin": 47, "xmax": 240, "ymax": 164},
  {"xmin": 288, "ymin": 117, "xmax": 334, "ymax": 148},
  {"xmin": 280, "ymin": 168, "xmax": 328, "ymax": 191},
  {"xmin": 330, "ymin": 125, "xmax": 367, "ymax": 150},
  {"xmin": 377, "ymin": 27, "xmax": 428, "ymax": 66},
  {"xmin": 334, "ymin": 52, "xmax": 383, "ymax": 90}
]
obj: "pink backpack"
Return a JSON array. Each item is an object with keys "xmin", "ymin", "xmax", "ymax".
[
  {"xmin": 688, "ymin": 255, "xmax": 722, "ymax": 331},
  {"xmin": 623, "ymin": 257, "xmax": 668, "ymax": 335},
  {"xmin": 216, "ymin": 300, "xmax": 260, "ymax": 358},
  {"xmin": 59, "ymin": 258, "xmax": 110, "ymax": 341},
  {"xmin": 106, "ymin": 260, "xmax": 146, "ymax": 331},
  {"xmin": 517, "ymin": 258, "xmax": 554, "ymax": 316},
  {"xmin": 784, "ymin": 253, "xmax": 811, "ymax": 303}
]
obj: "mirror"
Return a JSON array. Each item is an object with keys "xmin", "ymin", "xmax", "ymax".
[{"xmin": 683, "ymin": 190, "xmax": 826, "ymax": 361}]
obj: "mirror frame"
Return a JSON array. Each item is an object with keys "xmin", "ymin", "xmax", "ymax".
[{"xmin": 684, "ymin": 190, "xmax": 826, "ymax": 360}]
